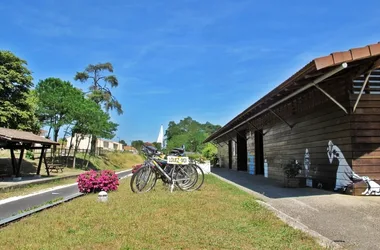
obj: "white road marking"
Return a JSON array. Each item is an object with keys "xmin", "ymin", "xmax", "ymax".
[{"xmin": 0, "ymin": 169, "xmax": 132, "ymax": 205}]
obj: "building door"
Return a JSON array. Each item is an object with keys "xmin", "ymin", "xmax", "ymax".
[
  {"xmin": 255, "ymin": 130, "xmax": 264, "ymax": 175},
  {"xmin": 237, "ymin": 131, "xmax": 247, "ymax": 171},
  {"xmin": 228, "ymin": 140, "xmax": 232, "ymax": 169}
]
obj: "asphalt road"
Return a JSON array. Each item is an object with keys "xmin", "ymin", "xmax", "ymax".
[{"xmin": 0, "ymin": 170, "xmax": 131, "ymax": 220}]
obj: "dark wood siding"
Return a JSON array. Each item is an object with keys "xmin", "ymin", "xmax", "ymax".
[
  {"xmin": 350, "ymin": 94, "xmax": 380, "ymax": 194},
  {"xmin": 249, "ymin": 79, "xmax": 353, "ymax": 191},
  {"xmin": 217, "ymin": 72, "xmax": 380, "ymax": 195}
]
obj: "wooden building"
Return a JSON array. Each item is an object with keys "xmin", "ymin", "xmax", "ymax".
[{"xmin": 205, "ymin": 42, "xmax": 380, "ymax": 196}]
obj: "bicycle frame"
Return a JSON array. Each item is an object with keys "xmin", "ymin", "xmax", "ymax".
[{"xmin": 148, "ymin": 157, "xmax": 173, "ymax": 182}]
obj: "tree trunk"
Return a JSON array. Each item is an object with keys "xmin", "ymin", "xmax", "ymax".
[
  {"xmin": 82, "ymin": 137, "xmax": 91, "ymax": 169},
  {"xmin": 47, "ymin": 122, "xmax": 52, "ymax": 139},
  {"xmin": 53, "ymin": 127, "xmax": 59, "ymax": 155},
  {"xmin": 61, "ymin": 126, "xmax": 70, "ymax": 157},
  {"xmin": 85, "ymin": 155, "xmax": 91, "ymax": 169},
  {"xmin": 72, "ymin": 136, "xmax": 82, "ymax": 169},
  {"xmin": 66, "ymin": 133, "xmax": 74, "ymax": 166},
  {"xmin": 90, "ymin": 134, "xmax": 97, "ymax": 155}
]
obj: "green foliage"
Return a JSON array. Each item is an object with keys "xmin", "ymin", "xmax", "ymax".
[
  {"xmin": 201, "ymin": 143, "xmax": 217, "ymax": 160},
  {"xmin": 165, "ymin": 117, "xmax": 221, "ymax": 153},
  {"xmin": 119, "ymin": 139, "xmax": 127, "ymax": 146},
  {"xmin": 74, "ymin": 62, "xmax": 122, "ymax": 115},
  {"xmin": 152, "ymin": 142, "xmax": 162, "ymax": 150},
  {"xmin": 131, "ymin": 140, "xmax": 144, "ymax": 152},
  {"xmin": 283, "ymin": 159, "xmax": 302, "ymax": 178},
  {"xmin": 71, "ymin": 97, "xmax": 118, "ymax": 139},
  {"xmin": 25, "ymin": 150, "xmax": 35, "ymax": 160},
  {"xmin": 0, "ymin": 50, "xmax": 38, "ymax": 132},
  {"xmin": 35, "ymin": 77, "xmax": 84, "ymax": 141},
  {"xmin": 188, "ymin": 153, "xmax": 206, "ymax": 163}
]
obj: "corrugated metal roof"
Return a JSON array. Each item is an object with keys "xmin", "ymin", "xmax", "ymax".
[
  {"xmin": 205, "ymin": 42, "xmax": 380, "ymax": 143},
  {"xmin": 0, "ymin": 127, "xmax": 59, "ymax": 145}
]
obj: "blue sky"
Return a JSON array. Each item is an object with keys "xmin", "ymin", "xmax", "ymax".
[{"xmin": 1, "ymin": 1, "xmax": 380, "ymax": 143}]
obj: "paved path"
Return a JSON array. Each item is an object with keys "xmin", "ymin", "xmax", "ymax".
[
  {"xmin": 0, "ymin": 170, "xmax": 131, "ymax": 220},
  {"xmin": 212, "ymin": 168, "xmax": 380, "ymax": 250}
]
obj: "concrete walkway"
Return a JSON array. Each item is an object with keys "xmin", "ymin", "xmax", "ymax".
[{"xmin": 212, "ymin": 168, "xmax": 380, "ymax": 250}]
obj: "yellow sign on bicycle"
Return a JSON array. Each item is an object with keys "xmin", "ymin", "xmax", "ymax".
[{"xmin": 167, "ymin": 156, "xmax": 189, "ymax": 165}]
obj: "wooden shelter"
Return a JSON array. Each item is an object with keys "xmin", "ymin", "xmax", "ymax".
[
  {"xmin": 0, "ymin": 127, "xmax": 59, "ymax": 177},
  {"xmin": 205, "ymin": 42, "xmax": 380, "ymax": 196}
]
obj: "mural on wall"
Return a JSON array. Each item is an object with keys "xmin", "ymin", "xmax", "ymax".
[
  {"xmin": 303, "ymin": 149, "xmax": 313, "ymax": 187},
  {"xmin": 327, "ymin": 140, "xmax": 380, "ymax": 196},
  {"xmin": 303, "ymin": 149, "xmax": 310, "ymax": 178},
  {"xmin": 247, "ymin": 154, "xmax": 255, "ymax": 175}
]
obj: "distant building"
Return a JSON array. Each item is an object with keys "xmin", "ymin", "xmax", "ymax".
[
  {"xmin": 123, "ymin": 146, "xmax": 138, "ymax": 154},
  {"xmin": 65, "ymin": 134, "xmax": 123, "ymax": 151}
]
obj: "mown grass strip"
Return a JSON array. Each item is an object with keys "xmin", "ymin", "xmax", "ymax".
[{"xmin": 0, "ymin": 175, "xmax": 323, "ymax": 250}]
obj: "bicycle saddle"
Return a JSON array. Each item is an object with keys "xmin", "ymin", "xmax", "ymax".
[{"xmin": 170, "ymin": 148, "xmax": 185, "ymax": 155}]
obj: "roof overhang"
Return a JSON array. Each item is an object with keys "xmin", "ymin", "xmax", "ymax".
[{"xmin": 205, "ymin": 42, "xmax": 380, "ymax": 143}]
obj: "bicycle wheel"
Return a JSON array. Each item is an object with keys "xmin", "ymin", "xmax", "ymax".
[
  {"xmin": 130, "ymin": 165, "xmax": 157, "ymax": 193},
  {"xmin": 181, "ymin": 164, "xmax": 204, "ymax": 191},
  {"xmin": 190, "ymin": 164, "xmax": 204, "ymax": 191},
  {"xmin": 174, "ymin": 164, "xmax": 198, "ymax": 191}
]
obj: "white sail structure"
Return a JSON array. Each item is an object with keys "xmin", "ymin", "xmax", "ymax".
[{"xmin": 157, "ymin": 124, "xmax": 164, "ymax": 147}]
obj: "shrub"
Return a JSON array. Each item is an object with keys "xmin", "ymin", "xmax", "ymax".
[
  {"xmin": 188, "ymin": 153, "xmax": 206, "ymax": 163},
  {"xmin": 283, "ymin": 159, "xmax": 302, "ymax": 178},
  {"xmin": 26, "ymin": 150, "xmax": 35, "ymax": 160},
  {"xmin": 77, "ymin": 170, "xmax": 119, "ymax": 193},
  {"xmin": 201, "ymin": 143, "xmax": 217, "ymax": 160}
]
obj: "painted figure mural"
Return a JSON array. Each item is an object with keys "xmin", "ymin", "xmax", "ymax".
[
  {"xmin": 303, "ymin": 149, "xmax": 313, "ymax": 187},
  {"xmin": 327, "ymin": 140, "xmax": 380, "ymax": 195},
  {"xmin": 303, "ymin": 149, "xmax": 310, "ymax": 178}
]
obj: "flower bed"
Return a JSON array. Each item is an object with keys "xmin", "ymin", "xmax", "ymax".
[{"xmin": 77, "ymin": 170, "xmax": 119, "ymax": 193}]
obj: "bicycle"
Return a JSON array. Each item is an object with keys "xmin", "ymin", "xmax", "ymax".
[{"xmin": 130, "ymin": 146, "xmax": 204, "ymax": 193}]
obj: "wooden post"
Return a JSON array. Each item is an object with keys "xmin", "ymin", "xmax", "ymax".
[
  {"xmin": 10, "ymin": 148, "xmax": 17, "ymax": 176},
  {"xmin": 36, "ymin": 147, "xmax": 45, "ymax": 175},
  {"xmin": 16, "ymin": 148, "xmax": 25, "ymax": 177},
  {"xmin": 43, "ymin": 151, "xmax": 50, "ymax": 177}
]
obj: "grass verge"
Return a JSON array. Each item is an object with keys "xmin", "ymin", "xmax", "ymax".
[
  {"xmin": 79, "ymin": 152, "xmax": 143, "ymax": 171},
  {"xmin": 13, "ymin": 197, "xmax": 64, "ymax": 216},
  {"xmin": 0, "ymin": 175, "xmax": 323, "ymax": 250}
]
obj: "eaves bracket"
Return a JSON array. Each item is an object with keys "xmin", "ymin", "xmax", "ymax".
[
  {"xmin": 247, "ymin": 121, "xmax": 264, "ymax": 136},
  {"xmin": 269, "ymin": 109, "xmax": 294, "ymax": 129},
  {"xmin": 233, "ymin": 129, "xmax": 247, "ymax": 141},
  {"xmin": 352, "ymin": 59, "xmax": 380, "ymax": 113},
  {"xmin": 314, "ymin": 85, "xmax": 348, "ymax": 114}
]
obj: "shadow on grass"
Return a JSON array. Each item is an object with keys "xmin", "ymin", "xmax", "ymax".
[
  {"xmin": 55, "ymin": 156, "xmax": 99, "ymax": 171},
  {"xmin": 0, "ymin": 155, "xmax": 99, "ymax": 179},
  {"xmin": 0, "ymin": 158, "xmax": 38, "ymax": 178}
]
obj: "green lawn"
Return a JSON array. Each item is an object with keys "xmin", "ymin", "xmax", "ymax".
[{"xmin": 0, "ymin": 175, "xmax": 323, "ymax": 250}]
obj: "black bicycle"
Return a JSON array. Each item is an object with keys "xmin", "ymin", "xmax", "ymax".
[{"xmin": 130, "ymin": 146, "xmax": 204, "ymax": 193}]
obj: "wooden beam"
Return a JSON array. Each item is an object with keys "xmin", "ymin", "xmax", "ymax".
[
  {"xmin": 36, "ymin": 147, "xmax": 45, "ymax": 175},
  {"xmin": 269, "ymin": 109, "xmax": 294, "ymax": 129},
  {"xmin": 10, "ymin": 149, "xmax": 17, "ymax": 176},
  {"xmin": 247, "ymin": 121, "xmax": 264, "ymax": 136},
  {"xmin": 233, "ymin": 129, "xmax": 246, "ymax": 140},
  {"xmin": 43, "ymin": 151, "xmax": 50, "ymax": 177},
  {"xmin": 16, "ymin": 148, "xmax": 25, "ymax": 177},
  {"xmin": 314, "ymin": 85, "xmax": 348, "ymax": 114},
  {"xmin": 228, "ymin": 134, "xmax": 237, "ymax": 143},
  {"xmin": 353, "ymin": 72, "xmax": 371, "ymax": 113}
]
